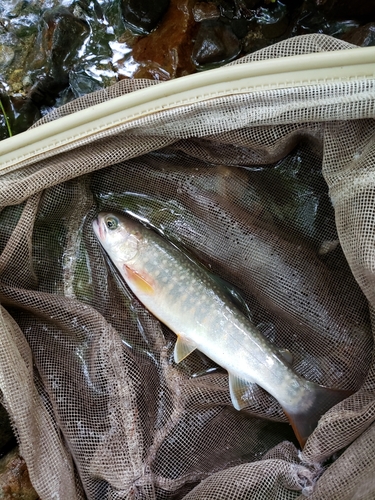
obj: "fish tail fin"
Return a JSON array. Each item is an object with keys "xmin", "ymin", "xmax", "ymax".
[{"xmin": 284, "ymin": 384, "xmax": 353, "ymax": 449}]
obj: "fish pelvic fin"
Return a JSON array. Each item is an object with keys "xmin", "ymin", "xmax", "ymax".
[
  {"xmin": 174, "ymin": 336, "xmax": 197, "ymax": 363},
  {"xmin": 124, "ymin": 265, "xmax": 155, "ymax": 295},
  {"xmin": 284, "ymin": 384, "xmax": 353, "ymax": 449}
]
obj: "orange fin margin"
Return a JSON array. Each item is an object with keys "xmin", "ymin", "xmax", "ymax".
[{"xmin": 124, "ymin": 265, "xmax": 155, "ymax": 294}]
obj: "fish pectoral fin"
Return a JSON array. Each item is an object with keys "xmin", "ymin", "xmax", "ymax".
[
  {"xmin": 124, "ymin": 265, "xmax": 155, "ymax": 294},
  {"xmin": 174, "ymin": 336, "xmax": 197, "ymax": 363},
  {"xmin": 228, "ymin": 373, "xmax": 255, "ymax": 411}
]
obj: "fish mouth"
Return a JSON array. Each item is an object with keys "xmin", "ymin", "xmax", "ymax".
[{"xmin": 92, "ymin": 218, "xmax": 104, "ymax": 241}]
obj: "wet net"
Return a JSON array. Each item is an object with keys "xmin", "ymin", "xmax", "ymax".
[{"xmin": 1, "ymin": 33, "xmax": 375, "ymax": 499}]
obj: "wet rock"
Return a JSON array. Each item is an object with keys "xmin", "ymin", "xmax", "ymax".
[
  {"xmin": 255, "ymin": 0, "xmax": 289, "ymax": 39},
  {"xmin": 68, "ymin": 71, "xmax": 104, "ymax": 98},
  {"xmin": 40, "ymin": 7, "xmax": 90, "ymax": 75},
  {"xmin": 132, "ymin": 0, "xmax": 197, "ymax": 79},
  {"xmin": 0, "ymin": 46, "xmax": 15, "ymax": 68},
  {"xmin": 0, "ymin": 93, "xmax": 40, "ymax": 137},
  {"xmin": 132, "ymin": 62, "xmax": 172, "ymax": 80},
  {"xmin": 192, "ymin": 20, "xmax": 241, "ymax": 67},
  {"xmin": 237, "ymin": 0, "xmax": 263, "ymax": 8},
  {"xmin": 120, "ymin": 0, "xmax": 170, "ymax": 34},
  {"xmin": 193, "ymin": 2, "xmax": 220, "ymax": 22},
  {"xmin": 291, "ymin": 0, "xmax": 360, "ymax": 38},
  {"xmin": 230, "ymin": 17, "xmax": 250, "ymax": 39},
  {"xmin": 342, "ymin": 22, "xmax": 375, "ymax": 47},
  {"xmin": 242, "ymin": 23, "xmax": 271, "ymax": 53},
  {"xmin": 0, "ymin": 405, "xmax": 16, "ymax": 458},
  {"xmin": 20, "ymin": 6, "xmax": 92, "ymax": 109},
  {"xmin": 29, "ymin": 74, "xmax": 69, "ymax": 108},
  {"xmin": 0, "ymin": 448, "xmax": 38, "ymax": 500},
  {"xmin": 315, "ymin": 0, "xmax": 375, "ymax": 23}
]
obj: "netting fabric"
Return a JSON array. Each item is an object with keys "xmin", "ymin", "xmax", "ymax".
[{"xmin": 1, "ymin": 34, "xmax": 375, "ymax": 499}]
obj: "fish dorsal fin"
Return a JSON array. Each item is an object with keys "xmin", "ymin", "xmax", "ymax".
[
  {"xmin": 228, "ymin": 373, "xmax": 255, "ymax": 411},
  {"xmin": 174, "ymin": 336, "xmax": 197, "ymax": 363},
  {"xmin": 124, "ymin": 265, "xmax": 155, "ymax": 294}
]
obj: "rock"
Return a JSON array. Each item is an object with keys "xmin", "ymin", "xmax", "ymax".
[
  {"xmin": 132, "ymin": 62, "xmax": 172, "ymax": 80},
  {"xmin": 40, "ymin": 7, "xmax": 90, "ymax": 75},
  {"xmin": 21, "ymin": 6, "xmax": 91, "ymax": 108},
  {"xmin": 315, "ymin": 0, "xmax": 375, "ymax": 23},
  {"xmin": 230, "ymin": 17, "xmax": 250, "ymax": 39},
  {"xmin": 237, "ymin": 0, "xmax": 263, "ymax": 8},
  {"xmin": 120, "ymin": 0, "xmax": 170, "ymax": 34},
  {"xmin": 290, "ymin": 0, "xmax": 360, "ymax": 39},
  {"xmin": 132, "ymin": 0, "xmax": 197, "ymax": 79},
  {"xmin": 242, "ymin": 22, "xmax": 271, "ymax": 53},
  {"xmin": 0, "ymin": 405, "xmax": 15, "ymax": 458},
  {"xmin": 0, "ymin": 448, "xmax": 38, "ymax": 500},
  {"xmin": 0, "ymin": 92, "xmax": 40, "ymax": 137},
  {"xmin": 192, "ymin": 20, "xmax": 241, "ymax": 67},
  {"xmin": 342, "ymin": 22, "xmax": 375, "ymax": 47},
  {"xmin": 256, "ymin": 0, "xmax": 289, "ymax": 39},
  {"xmin": 193, "ymin": 2, "xmax": 220, "ymax": 22},
  {"xmin": 68, "ymin": 71, "xmax": 104, "ymax": 98},
  {"xmin": 29, "ymin": 74, "xmax": 69, "ymax": 108},
  {"xmin": 0, "ymin": 46, "xmax": 15, "ymax": 68}
]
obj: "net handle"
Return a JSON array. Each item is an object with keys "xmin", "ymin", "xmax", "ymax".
[{"xmin": 0, "ymin": 44, "xmax": 375, "ymax": 174}]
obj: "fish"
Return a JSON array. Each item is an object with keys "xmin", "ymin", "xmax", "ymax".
[{"xmin": 92, "ymin": 211, "xmax": 352, "ymax": 448}]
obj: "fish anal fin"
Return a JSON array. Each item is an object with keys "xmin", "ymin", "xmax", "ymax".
[
  {"xmin": 278, "ymin": 348, "xmax": 293, "ymax": 365},
  {"xmin": 124, "ymin": 265, "xmax": 155, "ymax": 295},
  {"xmin": 283, "ymin": 385, "xmax": 353, "ymax": 449},
  {"xmin": 228, "ymin": 373, "xmax": 255, "ymax": 411},
  {"xmin": 174, "ymin": 336, "xmax": 197, "ymax": 363}
]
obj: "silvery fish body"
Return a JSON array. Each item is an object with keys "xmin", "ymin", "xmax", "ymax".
[{"xmin": 93, "ymin": 212, "xmax": 350, "ymax": 447}]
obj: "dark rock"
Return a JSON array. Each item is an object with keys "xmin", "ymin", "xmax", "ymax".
[
  {"xmin": 342, "ymin": 22, "xmax": 375, "ymax": 47},
  {"xmin": 316, "ymin": 0, "xmax": 375, "ymax": 23},
  {"xmin": 192, "ymin": 20, "xmax": 241, "ymax": 67},
  {"xmin": 237, "ymin": 0, "xmax": 263, "ymax": 8},
  {"xmin": 23, "ymin": 6, "xmax": 91, "ymax": 109},
  {"xmin": 242, "ymin": 22, "xmax": 272, "ymax": 53},
  {"xmin": 256, "ymin": 1, "xmax": 289, "ymax": 39},
  {"xmin": 132, "ymin": 0, "xmax": 197, "ymax": 79},
  {"xmin": 230, "ymin": 17, "xmax": 250, "ymax": 38},
  {"xmin": 41, "ymin": 7, "xmax": 90, "ymax": 74},
  {"xmin": 193, "ymin": 2, "xmax": 220, "ymax": 22},
  {"xmin": 219, "ymin": 0, "xmax": 236, "ymax": 19},
  {"xmin": 120, "ymin": 0, "xmax": 170, "ymax": 35},
  {"xmin": 0, "ymin": 405, "xmax": 16, "ymax": 459},
  {"xmin": 29, "ymin": 74, "xmax": 69, "ymax": 107},
  {"xmin": 0, "ymin": 93, "xmax": 40, "ymax": 137},
  {"xmin": 290, "ymin": 0, "xmax": 360, "ymax": 38},
  {"xmin": 69, "ymin": 71, "xmax": 104, "ymax": 98}
]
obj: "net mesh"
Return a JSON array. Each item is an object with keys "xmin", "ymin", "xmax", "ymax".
[{"xmin": 1, "ymin": 33, "xmax": 375, "ymax": 499}]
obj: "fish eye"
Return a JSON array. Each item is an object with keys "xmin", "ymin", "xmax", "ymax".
[{"xmin": 106, "ymin": 216, "xmax": 119, "ymax": 230}]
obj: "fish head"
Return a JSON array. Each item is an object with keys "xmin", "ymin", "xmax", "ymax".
[{"xmin": 93, "ymin": 212, "xmax": 142, "ymax": 263}]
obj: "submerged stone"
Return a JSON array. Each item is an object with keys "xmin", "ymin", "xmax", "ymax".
[
  {"xmin": 193, "ymin": 2, "xmax": 220, "ymax": 22},
  {"xmin": 0, "ymin": 405, "xmax": 15, "ymax": 458},
  {"xmin": 132, "ymin": 0, "xmax": 197, "ymax": 79},
  {"xmin": 342, "ymin": 22, "xmax": 375, "ymax": 46},
  {"xmin": 41, "ymin": 7, "xmax": 90, "ymax": 74},
  {"xmin": 192, "ymin": 20, "xmax": 241, "ymax": 67},
  {"xmin": 120, "ymin": 0, "xmax": 170, "ymax": 35},
  {"xmin": 316, "ymin": 0, "xmax": 375, "ymax": 23}
]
